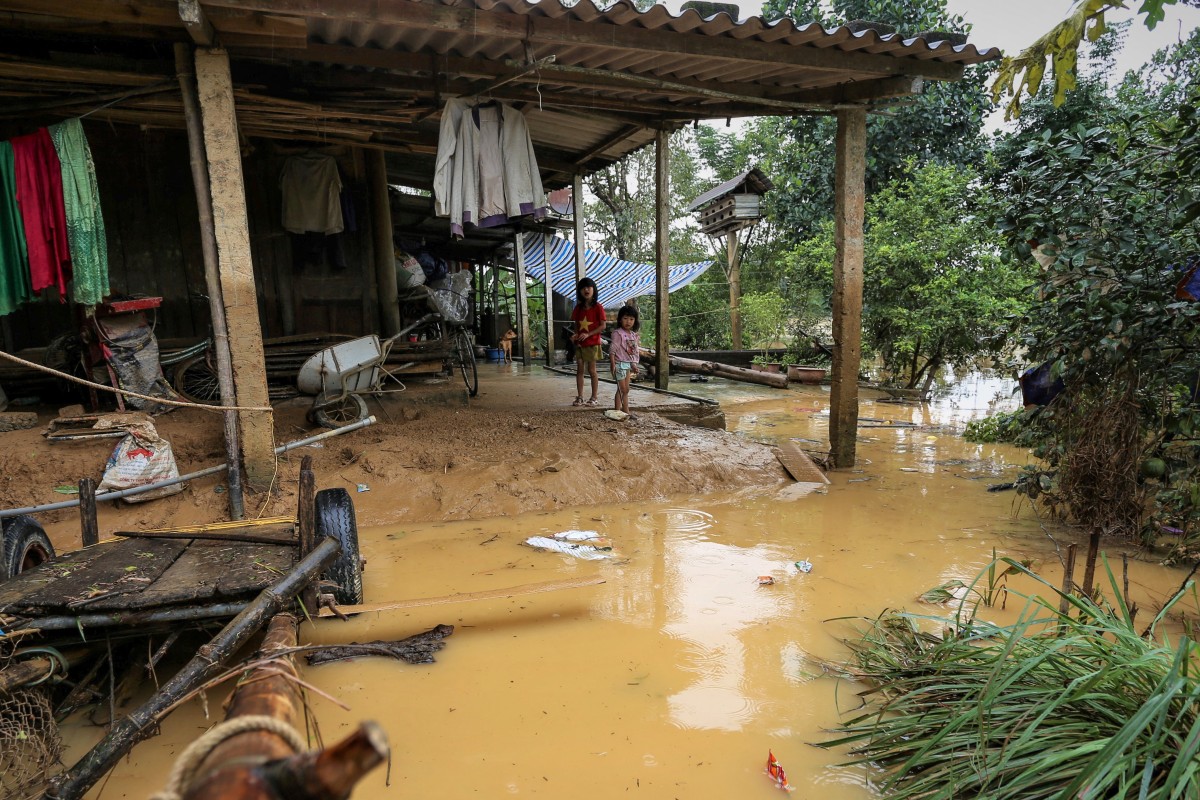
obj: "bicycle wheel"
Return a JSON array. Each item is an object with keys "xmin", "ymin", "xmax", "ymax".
[
  {"xmin": 174, "ymin": 354, "xmax": 221, "ymax": 404},
  {"xmin": 455, "ymin": 329, "xmax": 478, "ymax": 397}
]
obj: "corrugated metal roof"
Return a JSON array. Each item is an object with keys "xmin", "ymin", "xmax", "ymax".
[{"xmin": 0, "ymin": 0, "xmax": 1001, "ymax": 190}]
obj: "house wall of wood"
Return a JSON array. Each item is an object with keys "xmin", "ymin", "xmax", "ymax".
[{"xmin": 3, "ymin": 121, "xmax": 379, "ymax": 352}]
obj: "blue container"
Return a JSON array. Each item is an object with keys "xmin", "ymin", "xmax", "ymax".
[{"xmin": 487, "ymin": 347, "xmax": 503, "ymax": 361}]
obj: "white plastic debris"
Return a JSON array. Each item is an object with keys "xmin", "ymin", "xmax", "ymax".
[
  {"xmin": 794, "ymin": 559, "xmax": 814, "ymax": 573},
  {"xmin": 525, "ymin": 530, "xmax": 614, "ymax": 560}
]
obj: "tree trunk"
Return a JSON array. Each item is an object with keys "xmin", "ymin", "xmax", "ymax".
[
  {"xmin": 670, "ymin": 355, "xmax": 788, "ymax": 388},
  {"xmin": 727, "ymin": 235, "xmax": 743, "ymax": 351}
]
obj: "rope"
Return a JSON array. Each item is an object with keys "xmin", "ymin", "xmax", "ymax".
[
  {"xmin": 149, "ymin": 715, "xmax": 307, "ymax": 800},
  {"xmin": 0, "ymin": 349, "xmax": 272, "ymax": 413}
]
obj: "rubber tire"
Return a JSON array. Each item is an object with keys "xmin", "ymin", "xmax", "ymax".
[
  {"xmin": 455, "ymin": 329, "xmax": 479, "ymax": 397},
  {"xmin": 312, "ymin": 392, "xmax": 369, "ymax": 430},
  {"xmin": 315, "ymin": 488, "xmax": 363, "ymax": 605},
  {"xmin": 3, "ymin": 515, "xmax": 55, "ymax": 579}
]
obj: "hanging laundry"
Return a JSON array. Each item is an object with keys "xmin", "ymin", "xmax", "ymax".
[
  {"xmin": 0, "ymin": 141, "xmax": 32, "ymax": 315},
  {"xmin": 49, "ymin": 119, "xmax": 109, "ymax": 307},
  {"xmin": 433, "ymin": 98, "xmax": 546, "ymax": 238},
  {"xmin": 11, "ymin": 128, "xmax": 71, "ymax": 298},
  {"xmin": 280, "ymin": 152, "xmax": 344, "ymax": 234}
]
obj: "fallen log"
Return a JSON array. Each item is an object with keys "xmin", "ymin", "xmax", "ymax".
[
  {"xmin": 669, "ymin": 355, "xmax": 788, "ymax": 388},
  {"xmin": 47, "ymin": 537, "xmax": 341, "ymax": 800},
  {"xmin": 306, "ymin": 623, "xmax": 454, "ymax": 666},
  {"xmin": 179, "ymin": 613, "xmax": 305, "ymax": 799}
]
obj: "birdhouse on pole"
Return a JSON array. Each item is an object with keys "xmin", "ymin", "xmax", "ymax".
[{"xmin": 687, "ymin": 167, "xmax": 773, "ymax": 237}]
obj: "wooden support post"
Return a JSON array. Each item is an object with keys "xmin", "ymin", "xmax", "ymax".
[
  {"xmin": 727, "ymin": 232, "xmax": 743, "ymax": 351},
  {"xmin": 1081, "ymin": 529, "xmax": 1102, "ymax": 598},
  {"xmin": 654, "ymin": 128, "xmax": 670, "ymax": 391},
  {"xmin": 193, "ymin": 47, "xmax": 276, "ymax": 490},
  {"xmin": 514, "ymin": 231, "xmax": 532, "ymax": 367},
  {"xmin": 573, "ymin": 172, "xmax": 586, "ymax": 283},
  {"xmin": 544, "ymin": 232, "xmax": 555, "ymax": 366},
  {"xmin": 367, "ymin": 148, "xmax": 400, "ymax": 337},
  {"xmin": 828, "ymin": 107, "xmax": 866, "ymax": 469},
  {"xmin": 297, "ymin": 456, "xmax": 317, "ymax": 616},
  {"xmin": 1058, "ymin": 543, "xmax": 1077, "ymax": 617},
  {"xmin": 78, "ymin": 477, "xmax": 99, "ymax": 548},
  {"xmin": 175, "ymin": 43, "xmax": 245, "ymax": 519}
]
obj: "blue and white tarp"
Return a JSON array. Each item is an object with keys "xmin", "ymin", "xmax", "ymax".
[{"xmin": 521, "ymin": 233, "xmax": 714, "ymax": 309}]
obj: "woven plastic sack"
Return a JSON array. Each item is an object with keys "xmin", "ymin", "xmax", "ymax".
[
  {"xmin": 98, "ymin": 431, "xmax": 184, "ymax": 503},
  {"xmin": 395, "ymin": 251, "xmax": 425, "ymax": 289}
]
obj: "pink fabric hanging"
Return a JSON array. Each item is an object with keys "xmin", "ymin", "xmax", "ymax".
[{"xmin": 11, "ymin": 128, "xmax": 71, "ymax": 298}]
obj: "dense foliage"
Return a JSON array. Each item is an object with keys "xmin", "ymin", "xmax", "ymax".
[{"xmin": 827, "ymin": 561, "xmax": 1200, "ymax": 799}]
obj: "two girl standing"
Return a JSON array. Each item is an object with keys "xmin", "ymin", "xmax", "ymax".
[{"xmin": 570, "ymin": 278, "xmax": 639, "ymax": 414}]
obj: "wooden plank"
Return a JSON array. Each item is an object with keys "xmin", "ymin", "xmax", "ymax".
[
  {"xmin": 202, "ymin": 0, "xmax": 966, "ymax": 80},
  {"xmin": 776, "ymin": 440, "xmax": 830, "ymax": 484},
  {"xmin": 0, "ymin": 546, "xmax": 111, "ymax": 612},
  {"xmin": 829, "ymin": 108, "xmax": 866, "ymax": 469},
  {"xmin": 3, "ymin": 539, "xmax": 188, "ymax": 612},
  {"xmin": 102, "ymin": 541, "xmax": 294, "ymax": 609},
  {"xmin": 654, "ymin": 128, "xmax": 670, "ymax": 390},
  {"xmin": 320, "ymin": 575, "xmax": 606, "ymax": 617}
]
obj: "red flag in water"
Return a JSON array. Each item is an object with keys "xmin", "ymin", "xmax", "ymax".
[{"xmin": 766, "ymin": 750, "xmax": 789, "ymax": 790}]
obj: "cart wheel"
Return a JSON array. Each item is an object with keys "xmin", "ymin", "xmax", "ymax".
[
  {"xmin": 455, "ymin": 330, "xmax": 478, "ymax": 397},
  {"xmin": 312, "ymin": 391, "xmax": 369, "ymax": 429},
  {"xmin": 2, "ymin": 516, "xmax": 55, "ymax": 579},
  {"xmin": 174, "ymin": 354, "xmax": 221, "ymax": 404},
  {"xmin": 315, "ymin": 488, "xmax": 363, "ymax": 605}
]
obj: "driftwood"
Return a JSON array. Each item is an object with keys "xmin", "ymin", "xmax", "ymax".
[
  {"xmin": 47, "ymin": 537, "xmax": 340, "ymax": 800},
  {"xmin": 306, "ymin": 623, "xmax": 454, "ymax": 666},
  {"xmin": 669, "ymin": 355, "xmax": 789, "ymax": 388}
]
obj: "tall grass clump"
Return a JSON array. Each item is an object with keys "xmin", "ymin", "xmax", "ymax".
[{"xmin": 822, "ymin": 560, "xmax": 1200, "ymax": 799}]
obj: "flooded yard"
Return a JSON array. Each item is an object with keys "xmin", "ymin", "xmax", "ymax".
[{"xmin": 61, "ymin": 373, "xmax": 1197, "ymax": 798}]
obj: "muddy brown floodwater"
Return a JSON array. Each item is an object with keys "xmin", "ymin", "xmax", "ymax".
[{"xmin": 59, "ymin": 370, "xmax": 1199, "ymax": 799}]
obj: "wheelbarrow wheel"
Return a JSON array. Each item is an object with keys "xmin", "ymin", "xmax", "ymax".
[
  {"xmin": 312, "ymin": 391, "xmax": 369, "ymax": 429},
  {"xmin": 315, "ymin": 488, "xmax": 363, "ymax": 605},
  {"xmin": 3, "ymin": 515, "xmax": 55, "ymax": 579}
]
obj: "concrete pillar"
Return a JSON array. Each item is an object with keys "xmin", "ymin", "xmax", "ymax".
[
  {"xmin": 654, "ymin": 129, "xmax": 670, "ymax": 390},
  {"xmin": 193, "ymin": 47, "xmax": 275, "ymax": 489},
  {"xmin": 367, "ymin": 148, "xmax": 400, "ymax": 337},
  {"xmin": 829, "ymin": 108, "xmax": 866, "ymax": 469}
]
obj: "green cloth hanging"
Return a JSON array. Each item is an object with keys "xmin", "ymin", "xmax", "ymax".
[
  {"xmin": 49, "ymin": 119, "xmax": 109, "ymax": 306},
  {"xmin": 0, "ymin": 140, "xmax": 32, "ymax": 316}
]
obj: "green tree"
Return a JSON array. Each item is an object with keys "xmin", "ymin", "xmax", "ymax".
[{"xmin": 787, "ymin": 161, "xmax": 1028, "ymax": 391}]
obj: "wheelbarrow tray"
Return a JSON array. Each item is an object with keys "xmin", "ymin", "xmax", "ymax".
[{"xmin": 297, "ymin": 335, "xmax": 383, "ymax": 396}]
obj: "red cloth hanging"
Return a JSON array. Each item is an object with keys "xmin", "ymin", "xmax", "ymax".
[{"xmin": 11, "ymin": 128, "xmax": 71, "ymax": 298}]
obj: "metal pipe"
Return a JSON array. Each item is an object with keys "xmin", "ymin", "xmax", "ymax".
[
  {"xmin": 0, "ymin": 417, "xmax": 377, "ymax": 519},
  {"xmin": 11, "ymin": 602, "xmax": 250, "ymax": 634}
]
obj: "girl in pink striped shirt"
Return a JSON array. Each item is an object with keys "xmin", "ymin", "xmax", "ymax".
[{"xmin": 609, "ymin": 305, "xmax": 640, "ymax": 416}]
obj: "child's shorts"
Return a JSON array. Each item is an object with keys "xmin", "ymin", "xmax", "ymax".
[
  {"xmin": 615, "ymin": 361, "xmax": 634, "ymax": 381},
  {"xmin": 576, "ymin": 345, "xmax": 601, "ymax": 363}
]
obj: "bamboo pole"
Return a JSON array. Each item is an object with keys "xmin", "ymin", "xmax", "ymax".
[
  {"xmin": 175, "ymin": 43, "xmax": 244, "ymax": 520},
  {"xmin": 46, "ymin": 538, "xmax": 340, "ymax": 800}
]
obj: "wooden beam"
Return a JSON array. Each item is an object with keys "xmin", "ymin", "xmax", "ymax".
[
  {"xmin": 194, "ymin": 46, "xmax": 276, "ymax": 489},
  {"xmin": 179, "ymin": 0, "xmax": 217, "ymax": 46},
  {"xmin": 771, "ymin": 75, "xmax": 924, "ymax": 104},
  {"xmin": 203, "ymin": 0, "xmax": 966, "ymax": 80},
  {"xmin": 367, "ymin": 148, "xmax": 401, "ymax": 337},
  {"xmin": 573, "ymin": 172, "xmax": 585, "ymax": 283},
  {"xmin": 514, "ymin": 231, "xmax": 532, "ymax": 367},
  {"xmin": 654, "ymin": 128, "xmax": 670, "ymax": 391},
  {"xmin": 544, "ymin": 232, "xmax": 555, "ymax": 366},
  {"xmin": 573, "ymin": 124, "xmax": 643, "ymax": 167},
  {"xmin": 828, "ymin": 108, "xmax": 866, "ymax": 469},
  {"xmin": 176, "ymin": 42, "xmax": 245, "ymax": 519}
]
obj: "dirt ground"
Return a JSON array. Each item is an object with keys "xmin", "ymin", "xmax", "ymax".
[{"xmin": 6, "ymin": 369, "xmax": 788, "ymax": 551}]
